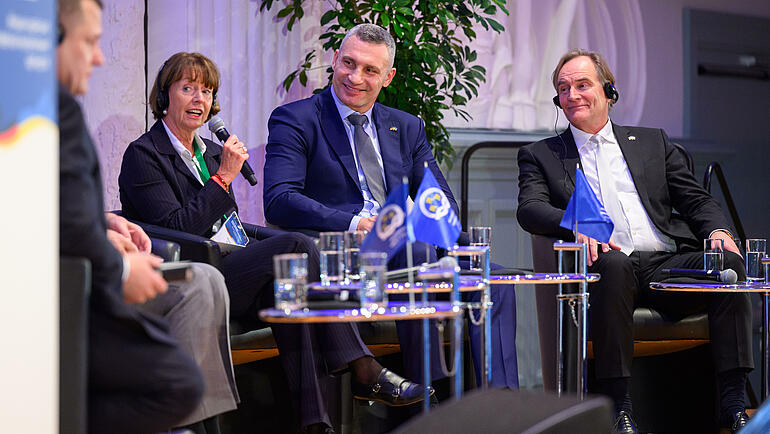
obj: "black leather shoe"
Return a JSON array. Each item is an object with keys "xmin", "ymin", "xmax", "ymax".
[
  {"xmin": 303, "ymin": 423, "xmax": 336, "ymax": 434},
  {"xmin": 613, "ymin": 411, "xmax": 638, "ymax": 434},
  {"xmin": 351, "ymin": 368, "xmax": 433, "ymax": 406},
  {"xmin": 730, "ymin": 411, "xmax": 750, "ymax": 433}
]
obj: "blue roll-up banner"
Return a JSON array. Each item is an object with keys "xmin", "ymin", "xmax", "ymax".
[
  {"xmin": 0, "ymin": 1, "xmax": 58, "ymax": 432},
  {"xmin": 0, "ymin": 0, "xmax": 56, "ymax": 143}
]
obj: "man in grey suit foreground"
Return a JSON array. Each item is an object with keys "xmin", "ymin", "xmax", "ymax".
[
  {"xmin": 58, "ymin": 0, "xmax": 236, "ymax": 432},
  {"xmin": 517, "ymin": 49, "xmax": 752, "ymax": 434}
]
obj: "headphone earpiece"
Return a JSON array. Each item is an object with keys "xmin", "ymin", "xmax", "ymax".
[
  {"xmin": 57, "ymin": 22, "xmax": 64, "ymax": 45},
  {"xmin": 155, "ymin": 61, "xmax": 168, "ymax": 116},
  {"xmin": 552, "ymin": 95, "xmax": 561, "ymax": 108},
  {"xmin": 603, "ymin": 82, "xmax": 619, "ymax": 104}
]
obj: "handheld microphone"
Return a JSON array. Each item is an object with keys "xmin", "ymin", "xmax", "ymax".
[
  {"xmin": 661, "ymin": 268, "xmax": 738, "ymax": 284},
  {"xmin": 208, "ymin": 116, "xmax": 258, "ymax": 186}
]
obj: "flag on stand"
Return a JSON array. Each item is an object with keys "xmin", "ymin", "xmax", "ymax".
[
  {"xmin": 559, "ymin": 168, "xmax": 614, "ymax": 243},
  {"xmin": 360, "ymin": 182, "xmax": 409, "ymax": 259},
  {"xmin": 406, "ymin": 167, "xmax": 461, "ymax": 248}
]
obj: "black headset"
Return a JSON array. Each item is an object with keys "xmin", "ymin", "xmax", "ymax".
[
  {"xmin": 155, "ymin": 60, "xmax": 218, "ymax": 118},
  {"xmin": 57, "ymin": 21, "xmax": 64, "ymax": 44},
  {"xmin": 552, "ymin": 81, "xmax": 619, "ymax": 108},
  {"xmin": 155, "ymin": 61, "xmax": 170, "ymax": 115}
]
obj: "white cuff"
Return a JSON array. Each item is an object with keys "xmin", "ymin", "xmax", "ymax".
[
  {"xmin": 349, "ymin": 215, "xmax": 362, "ymax": 232},
  {"xmin": 121, "ymin": 255, "xmax": 130, "ymax": 283},
  {"xmin": 709, "ymin": 229, "xmax": 734, "ymax": 240}
]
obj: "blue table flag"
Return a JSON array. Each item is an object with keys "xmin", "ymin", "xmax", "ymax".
[
  {"xmin": 407, "ymin": 167, "xmax": 461, "ymax": 248},
  {"xmin": 360, "ymin": 182, "xmax": 409, "ymax": 259},
  {"xmin": 559, "ymin": 168, "xmax": 614, "ymax": 243}
]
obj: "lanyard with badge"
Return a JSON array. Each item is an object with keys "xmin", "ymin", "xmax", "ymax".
[{"xmin": 193, "ymin": 135, "xmax": 249, "ymax": 250}]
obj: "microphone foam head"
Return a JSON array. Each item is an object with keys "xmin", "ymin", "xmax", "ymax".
[
  {"xmin": 438, "ymin": 256, "xmax": 459, "ymax": 269},
  {"xmin": 722, "ymin": 268, "xmax": 738, "ymax": 284},
  {"xmin": 208, "ymin": 116, "xmax": 225, "ymax": 133}
]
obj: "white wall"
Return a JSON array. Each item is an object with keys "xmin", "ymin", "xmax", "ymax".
[{"xmin": 81, "ymin": 0, "xmax": 146, "ymax": 212}]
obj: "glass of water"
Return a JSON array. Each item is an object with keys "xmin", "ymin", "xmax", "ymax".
[
  {"xmin": 319, "ymin": 232, "xmax": 344, "ymax": 285},
  {"xmin": 344, "ymin": 230, "xmax": 366, "ymax": 283},
  {"xmin": 745, "ymin": 238, "xmax": 767, "ymax": 281},
  {"xmin": 469, "ymin": 226, "xmax": 492, "ymax": 271},
  {"xmin": 360, "ymin": 252, "xmax": 388, "ymax": 310},
  {"xmin": 273, "ymin": 253, "xmax": 308, "ymax": 310},
  {"xmin": 703, "ymin": 238, "xmax": 724, "ymax": 271}
]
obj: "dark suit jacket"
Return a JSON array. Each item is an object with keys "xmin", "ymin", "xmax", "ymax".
[
  {"xmin": 263, "ymin": 87, "xmax": 457, "ymax": 232},
  {"xmin": 119, "ymin": 120, "xmax": 237, "ymax": 236},
  {"xmin": 58, "ymin": 84, "xmax": 173, "ymax": 344},
  {"xmin": 516, "ymin": 123, "xmax": 731, "ymax": 252}
]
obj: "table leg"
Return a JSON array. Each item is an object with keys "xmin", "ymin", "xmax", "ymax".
[
  {"xmin": 481, "ymin": 249, "xmax": 492, "ymax": 388},
  {"xmin": 557, "ymin": 249, "xmax": 564, "ymax": 397},
  {"xmin": 578, "ymin": 244, "xmax": 588, "ymax": 399},
  {"xmin": 763, "ymin": 292, "xmax": 769, "ymax": 401},
  {"xmin": 453, "ymin": 270, "xmax": 463, "ymax": 400},
  {"xmin": 453, "ymin": 314, "xmax": 463, "ymax": 399},
  {"xmin": 423, "ymin": 316, "xmax": 431, "ymax": 413},
  {"xmin": 577, "ymin": 292, "xmax": 588, "ymax": 400}
]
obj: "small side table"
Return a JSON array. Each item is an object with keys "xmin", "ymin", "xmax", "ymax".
[
  {"xmin": 259, "ymin": 301, "xmax": 463, "ymax": 413},
  {"xmin": 650, "ymin": 277, "xmax": 770, "ymax": 400}
]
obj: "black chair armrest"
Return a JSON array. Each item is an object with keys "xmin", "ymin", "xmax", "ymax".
[
  {"xmin": 150, "ymin": 238, "xmax": 180, "ymax": 262},
  {"xmin": 129, "ymin": 220, "xmax": 222, "ymax": 269},
  {"xmin": 244, "ymin": 222, "xmax": 322, "ymax": 240},
  {"xmin": 60, "ymin": 256, "xmax": 90, "ymax": 434},
  {"xmin": 241, "ymin": 223, "xmax": 291, "ymax": 240}
]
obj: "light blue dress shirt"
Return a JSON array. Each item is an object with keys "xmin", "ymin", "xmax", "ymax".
[{"xmin": 330, "ymin": 86, "xmax": 387, "ymax": 231}]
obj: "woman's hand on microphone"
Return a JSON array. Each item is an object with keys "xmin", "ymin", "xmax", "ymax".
[{"xmin": 216, "ymin": 134, "xmax": 248, "ymax": 185}]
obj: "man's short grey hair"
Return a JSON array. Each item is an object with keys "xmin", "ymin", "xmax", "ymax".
[{"xmin": 341, "ymin": 23, "xmax": 396, "ymax": 69}]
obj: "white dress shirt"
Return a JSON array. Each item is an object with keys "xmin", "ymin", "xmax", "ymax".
[
  {"xmin": 330, "ymin": 86, "xmax": 387, "ymax": 231},
  {"xmin": 162, "ymin": 119, "xmax": 207, "ymax": 185},
  {"xmin": 572, "ymin": 120, "xmax": 677, "ymax": 255}
]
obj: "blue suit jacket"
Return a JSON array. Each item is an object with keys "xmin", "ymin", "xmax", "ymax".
[{"xmin": 263, "ymin": 87, "xmax": 458, "ymax": 232}]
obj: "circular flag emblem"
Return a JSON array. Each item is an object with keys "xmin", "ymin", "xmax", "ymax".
[
  {"xmin": 376, "ymin": 204, "xmax": 405, "ymax": 240},
  {"xmin": 418, "ymin": 187, "xmax": 450, "ymax": 221}
]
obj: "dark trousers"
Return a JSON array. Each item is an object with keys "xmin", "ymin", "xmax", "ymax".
[
  {"xmin": 464, "ymin": 262, "xmax": 519, "ymax": 389},
  {"xmin": 88, "ymin": 309, "xmax": 204, "ymax": 434},
  {"xmin": 588, "ymin": 249, "xmax": 753, "ymax": 380},
  {"xmin": 222, "ymin": 232, "xmax": 371, "ymax": 427}
]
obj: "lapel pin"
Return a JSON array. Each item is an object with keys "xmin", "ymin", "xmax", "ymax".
[
  {"xmin": 628, "ymin": 135, "xmax": 636, "ymax": 141},
  {"xmin": 390, "ymin": 126, "xmax": 398, "ymax": 132}
]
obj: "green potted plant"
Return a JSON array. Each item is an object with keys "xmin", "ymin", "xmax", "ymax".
[{"xmin": 260, "ymin": 0, "xmax": 508, "ymax": 166}]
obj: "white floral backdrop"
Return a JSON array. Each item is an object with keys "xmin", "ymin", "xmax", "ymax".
[{"xmin": 85, "ymin": 0, "xmax": 648, "ymax": 224}]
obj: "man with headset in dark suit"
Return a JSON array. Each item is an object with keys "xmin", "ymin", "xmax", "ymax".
[
  {"xmin": 57, "ymin": 0, "xmax": 208, "ymax": 432},
  {"xmin": 517, "ymin": 49, "xmax": 752, "ymax": 434}
]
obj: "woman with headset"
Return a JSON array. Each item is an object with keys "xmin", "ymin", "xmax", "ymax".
[{"xmin": 118, "ymin": 52, "xmax": 427, "ymax": 433}]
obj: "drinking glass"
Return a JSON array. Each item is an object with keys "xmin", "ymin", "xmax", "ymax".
[
  {"xmin": 745, "ymin": 238, "xmax": 767, "ymax": 281},
  {"xmin": 273, "ymin": 253, "xmax": 308, "ymax": 310},
  {"xmin": 360, "ymin": 252, "xmax": 388, "ymax": 310},
  {"xmin": 469, "ymin": 226, "xmax": 492, "ymax": 271},
  {"xmin": 344, "ymin": 230, "xmax": 366, "ymax": 282},
  {"xmin": 703, "ymin": 238, "xmax": 724, "ymax": 271},
  {"xmin": 319, "ymin": 232, "xmax": 344, "ymax": 285}
]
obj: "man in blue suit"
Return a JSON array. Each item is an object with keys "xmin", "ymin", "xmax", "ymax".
[{"xmin": 264, "ymin": 23, "xmax": 518, "ymax": 389}]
